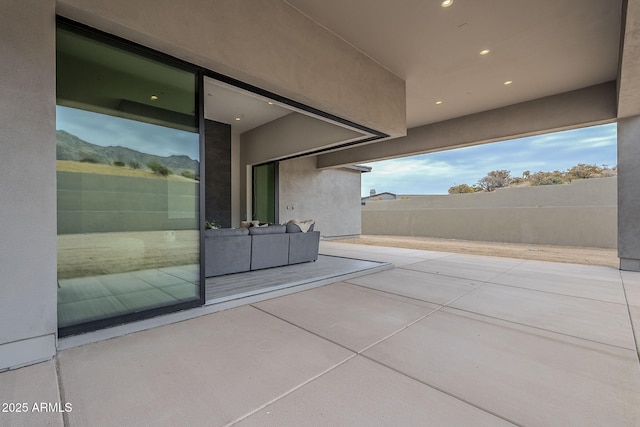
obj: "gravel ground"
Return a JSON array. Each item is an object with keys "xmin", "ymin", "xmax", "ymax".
[{"xmin": 335, "ymin": 235, "xmax": 619, "ymax": 268}]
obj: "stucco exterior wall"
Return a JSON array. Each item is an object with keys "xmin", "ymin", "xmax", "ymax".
[
  {"xmin": 279, "ymin": 157, "xmax": 362, "ymax": 238},
  {"xmin": 0, "ymin": 0, "xmax": 57, "ymax": 370},
  {"xmin": 362, "ymin": 178, "xmax": 617, "ymax": 248}
]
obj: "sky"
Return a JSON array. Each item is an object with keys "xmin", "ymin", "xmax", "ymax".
[
  {"xmin": 361, "ymin": 123, "xmax": 617, "ymax": 196},
  {"xmin": 56, "ymin": 106, "xmax": 200, "ymax": 160}
]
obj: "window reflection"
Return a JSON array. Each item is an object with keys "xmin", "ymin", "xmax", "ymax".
[{"xmin": 56, "ymin": 23, "xmax": 201, "ymax": 333}]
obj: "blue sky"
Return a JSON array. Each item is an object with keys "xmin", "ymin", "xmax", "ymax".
[
  {"xmin": 361, "ymin": 123, "xmax": 617, "ymax": 196},
  {"xmin": 56, "ymin": 106, "xmax": 200, "ymax": 160}
]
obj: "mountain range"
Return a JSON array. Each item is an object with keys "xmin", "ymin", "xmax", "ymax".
[{"xmin": 56, "ymin": 130, "xmax": 199, "ymax": 173}]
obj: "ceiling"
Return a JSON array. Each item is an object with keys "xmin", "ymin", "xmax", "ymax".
[
  {"xmin": 204, "ymin": 78, "xmax": 292, "ymax": 133},
  {"xmin": 203, "ymin": 77, "xmax": 372, "ymax": 153},
  {"xmin": 284, "ymin": 0, "xmax": 623, "ymax": 129}
]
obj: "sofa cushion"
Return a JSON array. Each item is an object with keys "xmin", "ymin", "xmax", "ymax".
[
  {"xmin": 286, "ymin": 223, "xmax": 315, "ymax": 233},
  {"xmin": 285, "ymin": 219, "xmax": 315, "ymax": 233},
  {"xmin": 205, "ymin": 228, "xmax": 249, "ymax": 237},
  {"xmin": 248, "ymin": 225, "xmax": 286, "ymax": 235},
  {"xmin": 250, "ymin": 232, "xmax": 290, "ymax": 270}
]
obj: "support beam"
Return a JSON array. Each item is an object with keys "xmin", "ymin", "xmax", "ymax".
[
  {"xmin": 318, "ymin": 82, "xmax": 617, "ymax": 168},
  {"xmin": 618, "ymin": 115, "xmax": 640, "ymax": 271},
  {"xmin": 618, "ymin": 0, "xmax": 640, "ymax": 118}
]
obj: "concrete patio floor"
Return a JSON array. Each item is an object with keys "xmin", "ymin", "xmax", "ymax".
[{"xmin": 2, "ymin": 241, "xmax": 640, "ymax": 426}]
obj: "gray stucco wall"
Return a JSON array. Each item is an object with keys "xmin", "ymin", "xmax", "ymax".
[
  {"xmin": 0, "ymin": 0, "xmax": 57, "ymax": 370},
  {"xmin": 363, "ymin": 178, "xmax": 617, "ymax": 248},
  {"xmin": 279, "ymin": 157, "xmax": 363, "ymax": 238}
]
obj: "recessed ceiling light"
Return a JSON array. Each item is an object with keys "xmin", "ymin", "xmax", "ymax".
[
  {"xmin": 441, "ymin": 0, "xmax": 453, "ymax": 7},
  {"xmin": 150, "ymin": 95, "xmax": 158, "ymax": 100},
  {"xmin": 235, "ymin": 117, "xmax": 241, "ymax": 121},
  {"xmin": 504, "ymin": 80, "xmax": 513, "ymax": 85},
  {"xmin": 268, "ymin": 101, "xmax": 274, "ymax": 105},
  {"xmin": 435, "ymin": 100, "xmax": 443, "ymax": 105},
  {"xmin": 480, "ymin": 49, "xmax": 490, "ymax": 55}
]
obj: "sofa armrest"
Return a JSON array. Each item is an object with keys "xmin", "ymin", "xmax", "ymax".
[
  {"xmin": 288, "ymin": 231, "xmax": 320, "ymax": 264},
  {"xmin": 205, "ymin": 231, "xmax": 251, "ymax": 277}
]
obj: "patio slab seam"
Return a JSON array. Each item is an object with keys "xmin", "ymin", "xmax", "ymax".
[
  {"xmin": 395, "ymin": 258, "xmax": 528, "ymax": 285},
  {"xmin": 480, "ymin": 278, "xmax": 630, "ymax": 306},
  {"xmin": 620, "ymin": 271, "xmax": 640, "ymax": 361},
  {"xmin": 354, "ymin": 352, "xmax": 520, "ymax": 426},
  {"xmin": 224, "ymin": 353, "xmax": 359, "ymax": 426},
  {"xmin": 441, "ymin": 305, "xmax": 637, "ymax": 353},
  {"xmin": 246, "ymin": 294, "xmax": 518, "ymax": 426},
  {"xmin": 342, "ymin": 257, "xmax": 524, "ymax": 312},
  {"xmin": 345, "ymin": 277, "xmax": 635, "ymax": 353},
  {"xmin": 54, "ymin": 356, "xmax": 70, "ymax": 427},
  {"xmin": 355, "ymin": 284, "xmax": 487, "ymax": 354},
  {"xmin": 249, "ymin": 278, "xmax": 488, "ymax": 357}
]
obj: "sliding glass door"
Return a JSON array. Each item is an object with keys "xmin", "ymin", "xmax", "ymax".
[{"xmin": 56, "ymin": 20, "xmax": 202, "ymax": 335}]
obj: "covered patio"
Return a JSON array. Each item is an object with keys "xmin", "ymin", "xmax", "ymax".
[{"xmin": 4, "ymin": 241, "xmax": 639, "ymax": 426}]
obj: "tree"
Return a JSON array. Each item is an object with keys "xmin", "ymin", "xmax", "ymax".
[{"xmin": 478, "ymin": 170, "xmax": 511, "ymax": 192}]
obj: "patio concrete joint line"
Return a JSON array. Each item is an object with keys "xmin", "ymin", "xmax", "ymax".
[
  {"xmin": 357, "ymin": 284, "xmax": 487, "ymax": 354},
  {"xmin": 446, "ymin": 305, "xmax": 636, "ymax": 353},
  {"xmin": 474, "ymin": 258, "xmax": 529, "ymax": 284},
  {"xmin": 357, "ymin": 353, "xmax": 520, "ymax": 426},
  {"xmin": 250, "ymin": 304, "xmax": 358, "ymax": 354},
  {"xmin": 620, "ymin": 270, "xmax": 640, "ymax": 362},
  {"xmin": 224, "ymin": 353, "xmax": 358, "ymax": 426},
  {"xmin": 54, "ymin": 357, "xmax": 71, "ymax": 427},
  {"xmin": 484, "ymin": 278, "xmax": 631, "ymax": 306}
]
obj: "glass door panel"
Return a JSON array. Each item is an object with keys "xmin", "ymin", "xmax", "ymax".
[{"xmin": 56, "ymin": 21, "xmax": 202, "ymax": 335}]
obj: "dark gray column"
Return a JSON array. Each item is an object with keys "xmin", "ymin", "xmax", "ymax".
[
  {"xmin": 204, "ymin": 120, "xmax": 232, "ymax": 228},
  {"xmin": 618, "ymin": 115, "xmax": 640, "ymax": 271}
]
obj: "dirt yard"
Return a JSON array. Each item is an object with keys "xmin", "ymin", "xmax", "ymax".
[{"xmin": 335, "ymin": 235, "xmax": 619, "ymax": 268}]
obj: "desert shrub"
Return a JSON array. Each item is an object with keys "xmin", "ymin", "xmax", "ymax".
[
  {"xmin": 80, "ymin": 156, "xmax": 98, "ymax": 163},
  {"xmin": 181, "ymin": 170, "xmax": 196, "ymax": 180},
  {"xmin": 448, "ymin": 183, "xmax": 479, "ymax": 194},
  {"xmin": 537, "ymin": 175, "xmax": 565, "ymax": 185},
  {"xmin": 478, "ymin": 170, "xmax": 511, "ymax": 192},
  {"xmin": 128, "ymin": 161, "xmax": 141, "ymax": 169},
  {"xmin": 565, "ymin": 163, "xmax": 604, "ymax": 180},
  {"xmin": 530, "ymin": 171, "xmax": 566, "ymax": 186},
  {"xmin": 113, "ymin": 161, "xmax": 125, "ymax": 167},
  {"xmin": 147, "ymin": 160, "xmax": 172, "ymax": 176}
]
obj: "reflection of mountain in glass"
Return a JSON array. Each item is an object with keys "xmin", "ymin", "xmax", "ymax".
[{"xmin": 56, "ymin": 130, "xmax": 199, "ymax": 176}]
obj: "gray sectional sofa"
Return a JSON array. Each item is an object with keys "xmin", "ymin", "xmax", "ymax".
[{"xmin": 204, "ymin": 224, "xmax": 320, "ymax": 277}]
